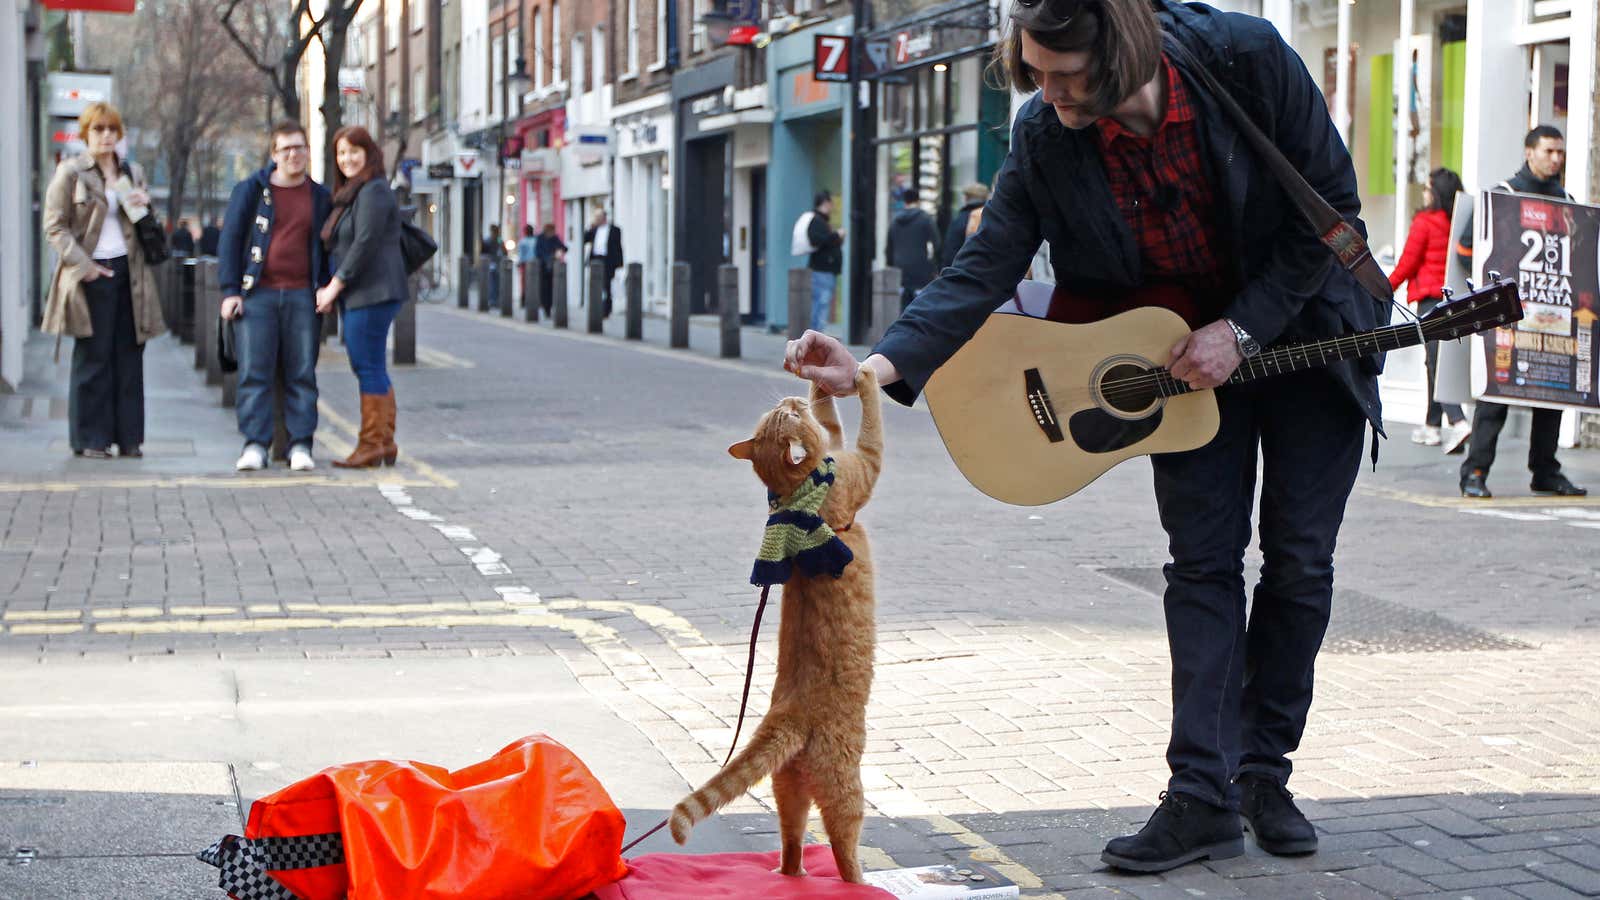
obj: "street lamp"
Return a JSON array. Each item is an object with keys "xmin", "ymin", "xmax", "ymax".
[{"xmin": 507, "ymin": 57, "xmax": 532, "ymax": 95}]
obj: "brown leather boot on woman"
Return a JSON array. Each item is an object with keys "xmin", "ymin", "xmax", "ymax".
[
  {"xmin": 333, "ymin": 393, "xmax": 389, "ymax": 468},
  {"xmin": 380, "ymin": 388, "xmax": 398, "ymax": 466}
]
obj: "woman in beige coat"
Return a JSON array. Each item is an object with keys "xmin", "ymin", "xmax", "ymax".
[{"xmin": 42, "ymin": 101, "xmax": 166, "ymax": 458}]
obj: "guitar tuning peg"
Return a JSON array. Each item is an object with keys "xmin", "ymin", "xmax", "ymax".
[
  {"xmin": 1465, "ymin": 278, "xmax": 1476, "ymax": 291},
  {"xmin": 1440, "ymin": 287, "xmax": 1454, "ymax": 301},
  {"xmin": 1487, "ymin": 269, "xmax": 1501, "ymax": 281}
]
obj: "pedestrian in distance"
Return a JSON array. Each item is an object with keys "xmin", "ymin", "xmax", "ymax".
[
  {"xmin": 483, "ymin": 224, "xmax": 504, "ymax": 310},
  {"xmin": 788, "ymin": 0, "xmax": 1384, "ymax": 874},
  {"xmin": 1455, "ymin": 125, "xmax": 1587, "ymax": 499},
  {"xmin": 318, "ymin": 125, "xmax": 410, "ymax": 469},
  {"xmin": 885, "ymin": 185, "xmax": 940, "ymax": 309},
  {"xmin": 534, "ymin": 222, "xmax": 567, "ymax": 318},
  {"xmin": 199, "ymin": 217, "xmax": 222, "ymax": 257},
  {"xmin": 218, "ymin": 120, "xmax": 333, "ymax": 473},
  {"xmin": 171, "ymin": 218, "xmax": 196, "ymax": 257},
  {"xmin": 583, "ymin": 209, "xmax": 624, "ymax": 317},
  {"xmin": 795, "ymin": 191, "xmax": 846, "ymax": 332},
  {"xmin": 516, "ymin": 224, "xmax": 538, "ymax": 310},
  {"xmin": 42, "ymin": 100, "xmax": 166, "ymax": 460},
  {"xmin": 1387, "ymin": 167, "xmax": 1471, "ymax": 454},
  {"xmin": 940, "ymin": 182, "xmax": 990, "ymax": 270}
]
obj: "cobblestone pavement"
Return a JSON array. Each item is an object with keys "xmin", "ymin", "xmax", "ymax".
[{"xmin": 3, "ymin": 303, "xmax": 1599, "ymax": 898}]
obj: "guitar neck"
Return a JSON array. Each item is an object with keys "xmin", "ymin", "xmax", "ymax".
[{"xmin": 1156, "ymin": 323, "xmax": 1426, "ymax": 396}]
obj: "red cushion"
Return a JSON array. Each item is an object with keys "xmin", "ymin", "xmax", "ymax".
[{"xmin": 593, "ymin": 844, "xmax": 893, "ymax": 900}]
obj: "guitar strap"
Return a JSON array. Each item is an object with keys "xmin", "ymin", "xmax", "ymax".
[{"xmin": 1163, "ymin": 36, "xmax": 1395, "ymax": 304}]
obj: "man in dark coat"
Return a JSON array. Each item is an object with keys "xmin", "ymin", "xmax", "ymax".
[
  {"xmin": 583, "ymin": 209, "xmax": 624, "ymax": 316},
  {"xmin": 885, "ymin": 186, "xmax": 940, "ymax": 308},
  {"xmin": 785, "ymin": 0, "xmax": 1385, "ymax": 874},
  {"xmin": 940, "ymin": 182, "xmax": 990, "ymax": 269},
  {"xmin": 171, "ymin": 218, "xmax": 195, "ymax": 257},
  {"xmin": 198, "ymin": 217, "xmax": 222, "ymax": 257}
]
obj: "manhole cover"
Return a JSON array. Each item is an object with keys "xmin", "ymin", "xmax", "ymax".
[{"xmin": 1095, "ymin": 567, "xmax": 1534, "ymax": 654}]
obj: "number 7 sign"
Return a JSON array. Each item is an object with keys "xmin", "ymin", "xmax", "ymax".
[{"xmin": 814, "ymin": 34, "xmax": 851, "ymax": 83}]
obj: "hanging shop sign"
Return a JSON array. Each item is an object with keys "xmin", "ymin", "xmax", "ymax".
[{"xmin": 1478, "ymin": 190, "xmax": 1600, "ymax": 410}]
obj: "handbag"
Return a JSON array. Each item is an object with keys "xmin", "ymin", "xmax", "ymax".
[
  {"xmin": 120, "ymin": 162, "xmax": 170, "ymax": 265},
  {"xmin": 400, "ymin": 220, "xmax": 437, "ymax": 275},
  {"xmin": 217, "ymin": 314, "xmax": 237, "ymax": 373}
]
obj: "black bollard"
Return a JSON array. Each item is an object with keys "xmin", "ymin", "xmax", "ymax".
[{"xmin": 624, "ymin": 262, "xmax": 642, "ymax": 340}]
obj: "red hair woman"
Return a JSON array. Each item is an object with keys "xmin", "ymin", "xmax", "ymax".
[{"xmin": 318, "ymin": 126, "xmax": 411, "ymax": 467}]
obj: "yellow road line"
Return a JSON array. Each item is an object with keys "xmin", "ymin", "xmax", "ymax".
[
  {"xmin": 315, "ymin": 400, "xmax": 458, "ymax": 489},
  {"xmin": 1359, "ymin": 483, "xmax": 1600, "ymax": 509},
  {"xmin": 2, "ymin": 610, "xmax": 83, "ymax": 622},
  {"xmin": 7, "ymin": 623, "xmax": 86, "ymax": 636}
]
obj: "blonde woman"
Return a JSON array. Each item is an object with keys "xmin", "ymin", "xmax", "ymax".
[{"xmin": 42, "ymin": 101, "xmax": 166, "ymax": 458}]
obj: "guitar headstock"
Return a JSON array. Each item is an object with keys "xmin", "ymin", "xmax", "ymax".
[{"xmin": 1418, "ymin": 275, "xmax": 1524, "ymax": 341}]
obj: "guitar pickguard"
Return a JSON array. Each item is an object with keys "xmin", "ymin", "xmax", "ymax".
[{"xmin": 1068, "ymin": 406, "xmax": 1164, "ymax": 454}]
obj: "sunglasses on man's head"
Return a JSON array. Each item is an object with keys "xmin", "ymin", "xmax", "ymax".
[{"xmin": 1010, "ymin": 0, "xmax": 1089, "ymax": 30}]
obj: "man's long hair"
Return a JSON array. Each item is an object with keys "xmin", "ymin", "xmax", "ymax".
[{"xmin": 993, "ymin": 0, "xmax": 1163, "ymax": 117}]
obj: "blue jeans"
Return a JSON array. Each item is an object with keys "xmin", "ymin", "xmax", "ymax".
[
  {"xmin": 809, "ymin": 271, "xmax": 837, "ymax": 332},
  {"xmin": 1151, "ymin": 369, "xmax": 1365, "ymax": 808},
  {"xmin": 342, "ymin": 300, "xmax": 401, "ymax": 394},
  {"xmin": 236, "ymin": 287, "xmax": 319, "ymax": 448}
]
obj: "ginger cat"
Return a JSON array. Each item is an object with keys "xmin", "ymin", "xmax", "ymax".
[{"xmin": 669, "ymin": 364, "xmax": 884, "ymax": 883}]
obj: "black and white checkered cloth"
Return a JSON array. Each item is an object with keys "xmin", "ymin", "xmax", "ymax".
[{"xmin": 196, "ymin": 832, "xmax": 344, "ymax": 900}]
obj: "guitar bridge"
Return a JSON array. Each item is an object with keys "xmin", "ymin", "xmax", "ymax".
[{"xmin": 1024, "ymin": 368, "xmax": 1065, "ymax": 443}]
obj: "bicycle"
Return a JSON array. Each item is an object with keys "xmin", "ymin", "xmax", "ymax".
[{"xmin": 411, "ymin": 257, "xmax": 451, "ymax": 304}]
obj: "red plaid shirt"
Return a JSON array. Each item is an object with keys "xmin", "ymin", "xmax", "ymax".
[{"xmin": 1094, "ymin": 55, "xmax": 1229, "ymax": 324}]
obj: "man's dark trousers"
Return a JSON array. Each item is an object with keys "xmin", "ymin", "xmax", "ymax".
[
  {"xmin": 1460, "ymin": 401, "xmax": 1563, "ymax": 482},
  {"xmin": 1149, "ymin": 368, "xmax": 1366, "ymax": 809}
]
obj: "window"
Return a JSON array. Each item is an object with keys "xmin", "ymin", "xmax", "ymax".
[
  {"xmin": 592, "ymin": 26, "xmax": 604, "ymax": 89},
  {"xmin": 551, "ymin": 1, "xmax": 562, "ymax": 83},
  {"xmin": 690, "ymin": 0, "xmax": 706, "ymax": 54},
  {"xmin": 508, "ymin": 27, "xmax": 521, "ymax": 100},
  {"xmin": 625, "ymin": 0, "xmax": 638, "ymax": 76},
  {"xmin": 387, "ymin": 83, "xmax": 399, "ymax": 124},
  {"xmin": 442, "ymin": 46, "xmax": 455, "ymax": 121},
  {"xmin": 412, "ymin": 67, "xmax": 426, "ymax": 121},
  {"xmin": 491, "ymin": 34, "xmax": 504, "ymax": 119},
  {"xmin": 653, "ymin": 0, "xmax": 666, "ymax": 68},
  {"xmin": 409, "ymin": 0, "xmax": 423, "ymax": 33},
  {"xmin": 571, "ymin": 34, "xmax": 583, "ymax": 96},
  {"xmin": 386, "ymin": 0, "xmax": 399, "ymax": 50},
  {"xmin": 533, "ymin": 9, "xmax": 544, "ymax": 88}
]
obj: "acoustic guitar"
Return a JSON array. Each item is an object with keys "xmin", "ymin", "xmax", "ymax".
[{"xmin": 923, "ymin": 277, "xmax": 1523, "ymax": 506}]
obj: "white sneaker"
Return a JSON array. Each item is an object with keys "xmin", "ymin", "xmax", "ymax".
[
  {"xmin": 1443, "ymin": 421, "xmax": 1472, "ymax": 455},
  {"xmin": 1410, "ymin": 425, "xmax": 1441, "ymax": 446},
  {"xmin": 289, "ymin": 444, "xmax": 315, "ymax": 471},
  {"xmin": 235, "ymin": 443, "xmax": 267, "ymax": 471}
]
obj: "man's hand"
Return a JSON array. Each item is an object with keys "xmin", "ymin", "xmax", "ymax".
[
  {"xmin": 1167, "ymin": 319, "xmax": 1244, "ymax": 390},
  {"xmin": 220, "ymin": 296, "xmax": 243, "ymax": 320},
  {"xmin": 784, "ymin": 330, "xmax": 861, "ymax": 396}
]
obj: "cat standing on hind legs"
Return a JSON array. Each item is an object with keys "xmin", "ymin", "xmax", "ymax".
[{"xmin": 668, "ymin": 363, "xmax": 884, "ymax": 884}]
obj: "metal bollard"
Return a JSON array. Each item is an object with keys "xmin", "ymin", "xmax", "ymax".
[
  {"xmin": 553, "ymin": 260, "xmax": 569, "ymax": 328},
  {"xmin": 458, "ymin": 256, "xmax": 471, "ymax": 308},
  {"xmin": 499, "ymin": 262, "xmax": 514, "ymax": 318},
  {"xmin": 586, "ymin": 260, "xmax": 605, "ymax": 334},
  {"xmin": 868, "ymin": 267, "xmax": 902, "ymax": 346},
  {"xmin": 200, "ymin": 261, "xmax": 223, "ymax": 385},
  {"xmin": 394, "ymin": 290, "xmax": 417, "ymax": 365},
  {"xmin": 670, "ymin": 262, "xmax": 690, "ymax": 349},
  {"xmin": 624, "ymin": 262, "xmax": 642, "ymax": 340},
  {"xmin": 476, "ymin": 260, "xmax": 492, "ymax": 313},
  {"xmin": 718, "ymin": 264, "xmax": 740, "ymax": 358},
  {"xmin": 787, "ymin": 268, "xmax": 812, "ymax": 339},
  {"xmin": 178, "ymin": 259, "xmax": 197, "ymax": 344},
  {"xmin": 522, "ymin": 262, "xmax": 540, "ymax": 322}
]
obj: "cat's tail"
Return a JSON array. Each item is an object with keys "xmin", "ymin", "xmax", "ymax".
[{"xmin": 669, "ymin": 718, "xmax": 805, "ymax": 845}]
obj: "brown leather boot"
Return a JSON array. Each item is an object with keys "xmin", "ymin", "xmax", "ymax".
[
  {"xmin": 380, "ymin": 388, "xmax": 398, "ymax": 466},
  {"xmin": 333, "ymin": 393, "xmax": 388, "ymax": 468}
]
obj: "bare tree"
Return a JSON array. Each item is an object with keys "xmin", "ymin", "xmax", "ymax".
[
  {"xmin": 317, "ymin": 0, "xmax": 368, "ymax": 184},
  {"xmin": 218, "ymin": 0, "xmax": 324, "ymax": 124}
]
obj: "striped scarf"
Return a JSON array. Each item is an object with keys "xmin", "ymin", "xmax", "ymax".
[{"xmin": 751, "ymin": 457, "xmax": 854, "ymax": 586}]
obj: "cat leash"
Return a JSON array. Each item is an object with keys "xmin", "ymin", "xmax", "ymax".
[{"xmin": 619, "ymin": 583, "xmax": 773, "ymax": 854}]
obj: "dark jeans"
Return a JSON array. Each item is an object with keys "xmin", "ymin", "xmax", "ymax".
[
  {"xmin": 486, "ymin": 259, "xmax": 501, "ymax": 308},
  {"xmin": 237, "ymin": 287, "xmax": 320, "ymax": 448},
  {"xmin": 1150, "ymin": 369, "xmax": 1366, "ymax": 808},
  {"xmin": 538, "ymin": 261, "xmax": 555, "ymax": 315},
  {"xmin": 69, "ymin": 256, "xmax": 144, "ymax": 452},
  {"xmin": 1417, "ymin": 298, "xmax": 1465, "ymax": 427},
  {"xmin": 342, "ymin": 299, "xmax": 401, "ymax": 394},
  {"xmin": 1460, "ymin": 402, "xmax": 1564, "ymax": 482}
]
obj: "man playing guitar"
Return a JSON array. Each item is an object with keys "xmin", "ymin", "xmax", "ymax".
[{"xmin": 787, "ymin": 0, "xmax": 1384, "ymax": 874}]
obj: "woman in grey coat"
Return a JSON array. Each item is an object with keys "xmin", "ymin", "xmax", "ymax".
[{"xmin": 317, "ymin": 126, "xmax": 410, "ymax": 468}]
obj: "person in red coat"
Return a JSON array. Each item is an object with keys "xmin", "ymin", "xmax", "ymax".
[{"xmin": 1389, "ymin": 167, "xmax": 1470, "ymax": 453}]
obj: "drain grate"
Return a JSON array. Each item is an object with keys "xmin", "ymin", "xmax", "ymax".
[{"xmin": 1095, "ymin": 567, "xmax": 1533, "ymax": 654}]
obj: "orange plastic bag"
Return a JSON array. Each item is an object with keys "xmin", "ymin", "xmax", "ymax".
[{"xmin": 197, "ymin": 735, "xmax": 628, "ymax": 900}]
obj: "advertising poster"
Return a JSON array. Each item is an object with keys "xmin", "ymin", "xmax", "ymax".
[{"xmin": 1477, "ymin": 190, "xmax": 1600, "ymax": 411}]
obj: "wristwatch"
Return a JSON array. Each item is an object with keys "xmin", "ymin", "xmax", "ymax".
[{"xmin": 1225, "ymin": 318, "xmax": 1261, "ymax": 358}]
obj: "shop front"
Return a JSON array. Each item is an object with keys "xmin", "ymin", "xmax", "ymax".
[
  {"xmin": 852, "ymin": 0, "xmax": 1009, "ymax": 340},
  {"xmin": 674, "ymin": 55, "xmax": 739, "ymax": 316},
  {"xmin": 517, "ymin": 106, "xmax": 566, "ymax": 241},
  {"xmin": 766, "ymin": 17, "xmax": 853, "ymax": 335},
  {"xmin": 613, "ymin": 94, "xmax": 674, "ymax": 313},
  {"xmin": 560, "ymin": 120, "xmax": 614, "ymax": 312}
]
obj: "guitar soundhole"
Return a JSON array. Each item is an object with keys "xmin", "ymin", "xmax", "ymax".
[{"xmin": 1099, "ymin": 363, "xmax": 1160, "ymax": 415}]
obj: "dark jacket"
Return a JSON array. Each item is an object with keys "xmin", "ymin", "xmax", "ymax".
[
  {"xmin": 171, "ymin": 227, "xmax": 195, "ymax": 256},
  {"xmin": 940, "ymin": 200, "xmax": 985, "ymax": 269},
  {"xmin": 328, "ymin": 178, "xmax": 409, "ymax": 310},
  {"xmin": 217, "ymin": 165, "xmax": 333, "ymax": 299},
  {"xmin": 807, "ymin": 213, "xmax": 843, "ymax": 274},
  {"xmin": 583, "ymin": 224, "xmax": 624, "ymax": 274},
  {"xmin": 1456, "ymin": 163, "xmax": 1571, "ymax": 267},
  {"xmin": 874, "ymin": 0, "xmax": 1387, "ymax": 430},
  {"xmin": 199, "ymin": 224, "xmax": 221, "ymax": 257},
  {"xmin": 886, "ymin": 206, "xmax": 940, "ymax": 293},
  {"xmin": 534, "ymin": 233, "xmax": 567, "ymax": 265}
]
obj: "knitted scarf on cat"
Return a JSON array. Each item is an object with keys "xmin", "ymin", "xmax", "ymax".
[{"xmin": 751, "ymin": 457, "xmax": 854, "ymax": 586}]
